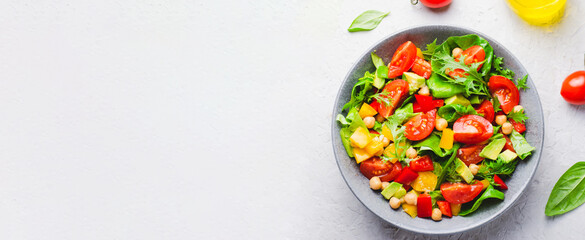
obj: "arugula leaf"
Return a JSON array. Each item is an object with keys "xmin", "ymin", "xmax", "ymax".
[
  {"xmin": 459, "ymin": 184, "xmax": 505, "ymax": 216},
  {"xmin": 476, "ymin": 157, "xmax": 518, "ymax": 179},
  {"xmin": 509, "ymin": 130, "xmax": 534, "ymax": 160},
  {"xmin": 492, "ymin": 97, "xmax": 502, "ymax": 113},
  {"xmin": 343, "ymin": 71, "xmax": 376, "ymax": 111},
  {"xmin": 438, "ymin": 104, "xmax": 480, "ymax": 122},
  {"xmin": 545, "ymin": 162, "xmax": 585, "ymax": 216},
  {"xmin": 492, "ymin": 56, "xmax": 515, "ymax": 79},
  {"xmin": 433, "ymin": 51, "xmax": 489, "ymax": 96},
  {"xmin": 507, "ymin": 110, "xmax": 529, "ymax": 124},
  {"xmin": 436, "ymin": 145, "xmax": 461, "ymax": 190},
  {"xmin": 516, "ymin": 75, "xmax": 530, "ymax": 90},
  {"xmin": 371, "ymin": 51, "xmax": 385, "ymax": 68},
  {"xmin": 421, "ymin": 39, "xmax": 438, "ymax": 61},
  {"xmin": 348, "ymin": 10, "xmax": 390, "ymax": 32}
]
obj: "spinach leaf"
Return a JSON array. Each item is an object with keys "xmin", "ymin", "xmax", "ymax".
[
  {"xmin": 348, "ymin": 10, "xmax": 390, "ymax": 32},
  {"xmin": 342, "ymin": 71, "xmax": 376, "ymax": 111},
  {"xmin": 426, "ymin": 73, "xmax": 466, "ymax": 98},
  {"xmin": 545, "ymin": 162, "xmax": 585, "ymax": 216},
  {"xmin": 509, "ymin": 130, "xmax": 534, "ymax": 160},
  {"xmin": 371, "ymin": 51, "xmax": 385, "ymax": 68},
  {"xmin": 459, "ymin": 184, "xmax": 505, "ymax": 216},
  {"xmin": 438, "ymin": 104, "xmax": 479, "ymax": 122},
  {"xmin": 414, "ymin": 133, "xmax": 459, "ymax": 157}
]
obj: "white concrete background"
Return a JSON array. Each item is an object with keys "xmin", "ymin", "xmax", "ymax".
[{"xmin": 0, "ymin": 0, "xmax": 583, "ymax": 239}]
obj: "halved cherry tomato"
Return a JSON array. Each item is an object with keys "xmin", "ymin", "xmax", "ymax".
[
  {"xmin": 436, "ymin": 201, "xmax": 453, "ymax": 217},
  {"xmin": 359, "ymin": 158, "xmax": 403, "ymax": 182},
  {"xmin": 457, "ymin": 145, "xmax": 485, "ymax": 166},
  {"xmin": 509, "ymin": 119, "xmax": 526, "ymax": 134},
  {"xmin": 412, "ymin": 94, "xmax": 443, "ymax": 113},
  {"xmin": 394, "ymin": 167, "xmax": 419, "ymax": 185},
  {"xmin": 503, "ymin": 135, "xmax": 515, "ymax": 153},
  {"xmin": 419, "ymin": 0, "xmax": 452, "ymax": 8},
  {"xmin": 373, "ymin": 80, "xmax": 410, "ymax": 118},
  {"xmin": 446, "ymin": 68, "xmax": 467, "ymax": 79},
  {"xmin": 488, "ymin": 75, "xmax": 520, "ymax": 114},
  {"xmin": 387, "ymin": 41, "xmax": 417, "ymax": 78},
  {"xmin": 404, "ymin": 109, "xmax": 437, "ymax": 141},
  {"xmin": 475, "ymin": 100, "xmax": 495, "ymax": 123},
  {"xmin": 409, "ymin": 155, "xmax": 434, "ymax": 172},
  {"xmin": 561, "ymin": 71, "xmax": 585, "ymax": 105},
  {"xmin": 453, "ymin": 115, "xmax": 494, "ymax": 144},
  {"xmin": 412, "ymin": 57, "xmax": 432, "ymax": 79},
  {"xmin": 440, "ymin": 182, "xmax": 484, "ymax": 204},
  {"xmin": 462, "ymin": 45, "xmax": 486, "ymax": 69},
  {"xmin": 493, "ymin": 175, "xmax": 508, "ymax": 190}
]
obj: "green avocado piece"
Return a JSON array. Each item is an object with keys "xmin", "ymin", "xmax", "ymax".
[
  {"xmin": 381, "ymin": 182, "xmax": 402, "ymax": 199},
  {"xmin": 393, "ymin": 186, "xmax": 407, "ymax": 199},
  {"xmin": 499, "ymin": 150, "xmax": 518, "ymax": 163},
  {"xmin": 426, "ymin": 73, "xmax": 466, "ymax": 98},
  {"xmin": 373, "ymin": 75, "xmax": 385, "ymax": 89},
  {"xmin": 445, "ymin": 94, "xmax": 471, "ymax": 107},
  {"xmin": 469, "ymin": 95, "xmax": 482, "ymax": 105},
  {"xmin": 455, "ymin": 158, "xmax": 474, "ymax": 184},
  {"xmin": 479, "ymin": 137, "xmax": 507, "ymax": 160},
  {"xmin": 403, "ymin": 72, "xmax": 426, "ymax": 94}
]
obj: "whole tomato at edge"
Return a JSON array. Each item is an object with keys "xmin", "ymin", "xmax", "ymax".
[
  {"xmin": 561, "ymin": 71, "xmax": 585, "ymax": 105},
  {"xmin": 417, "ymin": 0, "xmax": 452, "ymax": 9}
]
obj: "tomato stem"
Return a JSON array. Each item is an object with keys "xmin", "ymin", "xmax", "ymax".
[{"xmin": 411, "ymin": 0, "xmax": 418, "ymax": 5}]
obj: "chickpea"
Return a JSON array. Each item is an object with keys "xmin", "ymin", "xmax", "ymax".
[
  {"xmin": 513, "ymin": 105, "xmax": 524, "ymax": 113},
  {"xmin": 435, "ymin": 118, "xmax": 448, "ymax": 131},
  {"xmin": 406, "ymin": 147, "xmax": 417, "ymax": 159},
  {"xmin": 404, "ymin": 192, "xmax": 418, "ymax": 205},
  {"xmin": 389, "ymin": 197, "xmax": 401, "ymax": 209},
  {"xmin": 418, "ymin": 85, "xmax": 430, "ymax": 96},
  {"xmin": 375, "ymin": 114, "xmax": 385, "ymax": 123},
  {"xmin": 382, "ymin": 136, "xmax": 391, "ymax": 147},
  {"xmin": 452, "ymin": 47, "xmax": 463, "ymax": 58},
  {"xmin": 502, "ymin": 122, "xmax": 513, "ymax": 135},
  {"xmin": 369, "ymin": 177, "xmax": 382, "ymax": 190},
  {"xmin": 381, "ymin": 182, "xmax": 390, "ymax": 190},
  {"xmin": 469, "ymin": 164, "xmax": 479, "ymax": 175},
  {"xmin": 431, "ymin": 208, "xmax": 443, "ymax": 221},
  {"xmin": 495, "ymin": 115, "xmax": 507, "ymax": 125},
  {"xmin": 364, "ymin": 116, "xmax": 375, "ymax": 129}
]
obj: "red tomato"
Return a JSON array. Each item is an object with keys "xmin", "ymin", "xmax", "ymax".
[
  {"xmin": 447, "ymin": 68, "xmax": 467, "ymax": 79},
  {"xmin": 419, "ymin": 0, "xmax": 452, "ymax": 8},
  {"xmin": 374, "ymin": 80, "xmax": 410, "ymax": 118},
  {"xmin": 412, "ymin": 57, "xmax": 432, "ymax": 79},
  {"xmin": 359, "ymin": 158, "xmax": 402, "ymax": 182},
  {"xmin": 409, "ymin": 155, "xmax": 434, "ymax": 172},
  {"xmin": 387, "ymin": 41, "xmax": 417, "ymax": 78},
  {"xmin": 493, "ymin": 175, "xmax": 508, "ymax": 190},
  {"xmin": 457, "ymin": 145, "xmax": 485, "ymax": 166},
  {"xmin": 453, "ymin": 115, "xmax": 494, "ymax": 144},
  {"xmin": 509, "ymin": 119, "xmax": 526, "ymax": 134},
  {"xmin": 488, "ymin": 76, "xmax": 520, "ymax": 114},
  {"xmin": 404, "ymin": 109, "xmax": 437, "ymax": 141},
  {"xmin": 440, "ymin": 182, "xmax": 484, "ymax": 204},
  {"xmin": 475, "ymin": 100, "xmax": 495, "ymax": 123},
  {"xmin": 394, "ymin": 167, "xmax": 419, "ymax": 185},
  {"xmin": 503, "ymin": 135, "xmax": 515, "ymax": 153},
  {"xmin": 437, "ymin": 201, "xmax": 453, "ymax": 217},
  {"xmin": 462, "ymin": 45, "xmax": 486, "ymax": 69},
  {"xmin": 561, "ymin": 71, "xmax": 585, "ymax": 105}
]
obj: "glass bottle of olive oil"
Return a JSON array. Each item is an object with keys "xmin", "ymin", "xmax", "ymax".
[{"xmin": 506, "ymin": 0, "xmax": 567, "ymax": 25}]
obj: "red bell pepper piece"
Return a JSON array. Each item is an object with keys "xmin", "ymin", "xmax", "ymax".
[
  {"xmin": 369, "ymin": 129, "xmax": 380, "ymax": 135},
  {"xmin": 403, "ymin": 184, "xmax": 411, "ymax": 192},
  {"xmin": 437, "ymin": 201, "xmax": 452, "ymax": 217},
  {"xmin": 493, "ymin": 175, "xmax": 508, "ymax": 190},
  {"xmin": 413, "ymin": 94, "xmax": 444, "ymax": 113},
  {"xmin": 503, "ymin": 135, "xmax": 515, "ymax": 153},
  {"xmin": 509, "ymin": 119, "xmax": 526, "ymax": 134},
  {"xmin": 409, "ymin": 155, "xmax": 434, "ymax": 172},
  {"xmin": 394, "ymin": 167, "xmax": 419, "ymax": 185},
  {"xmin": 417, "ymin": 194, "xmax": 433, "ymax": 218}
]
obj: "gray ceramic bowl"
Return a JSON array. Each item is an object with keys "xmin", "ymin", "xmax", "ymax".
[{"xmin": 331, "ymin": 25, "xmax": 544, "ymax": 235}]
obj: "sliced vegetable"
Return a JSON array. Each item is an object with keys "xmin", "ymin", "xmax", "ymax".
[
  {"xmin": 402, "ymin": 203, "xmax": 418, "ymax": 218},
  {"xmin": 358, "ymin": 103, "xmax": 378, "ymax": 118},
  {"xmin": 457, "ymin": 144, "xmax": 485, "ymax": 166},
  {"xmin": 412, "ymin": 57, "xmax": 432, "ymax": 79},
  {"xmin": 440, "ymin": 182, "xmax": 483, "ymax": 204},
  {"xmin": 381, "ymin": 182, "xmax": 403, "ymax": 199},
  {"xmin": 479, "ymin": 135, "xmax": 506, "ymax": 160},
  {"xmin": 439, "ymin": 128, "xmax": 454, "ymax": 149},
  {"xmin": 394, "ymin": 167, "xmax": 419, "ymax": 185},
  {"xmin": 437, "ymin": 201, "xmax": 453, "ymax": 217},
  {"xmin": 359, "ymin": 158, "xmax": 402, "ymax": 182},
  {"xmin": 411, "ymin": 171, "xmax": 438, "ymax": 192},
  {"xmin": 350, "ymin": 127, "xmax": 372, "ymax": 148},
  {"xmin": 453, "ymin": 115, "xmax": 494, "ymax": 144},
  {"xmin": 373, "ymin": 80, "xmax": 410, "ymax": 118},
  {"xmin": 410, "ymin": 155, "xmax": 435, "ymax": 172},
  {"xmin": 459, "ymin": 184, "xmax": 504, "ymax": 216},
  {"xmin": 475, "ymin": 100, "xmax": 495, "ymax": 123},
  {"xmin": 387, "ymin": 41, "xmax": 418, "ymax": 78},
  {"xmin": 493, "ymin": 175, "xmax": 508, "ymax": 190},
  {"xmin": 404, "ymin": 109, "xmax": 436, "ymax": 141},
  {"xmin": 488, "ymin": 75, "xmax": 520, "ymax": 114},
  {"xmin": 417, "ymin": 194, "xmax": 433, "ymax": 218},
  {"xmin": 509, "ymin": 130, "xmax": 534, "ymax": 160}
]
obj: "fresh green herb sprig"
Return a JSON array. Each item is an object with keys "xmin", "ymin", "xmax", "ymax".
[
  {"xmin": 507, "ymin": 110, "xmax": 529, "ymax": 124},
  {"xmin": 433, "ymin": 51, "xmax": 490, "ymax": 96},
  {"xmin": 516, "ymin": 75, "xmax": 529, "ymax": 90}
]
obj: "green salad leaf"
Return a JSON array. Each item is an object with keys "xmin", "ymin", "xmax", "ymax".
[
  {"xmin": 476, "ymin": 158, "xmax": 518, "ymax": 180},
  {"xmin": 414, "ymin": 133, "xmax": 459, "ymax": 158},
  {"xmin": 492, "ymin": 56, "xmax": 515, "ymax": 79},
  {"xmin": 426, "ymin": 73, "xmax": 466, "ymax": 98},
  {"xmin": 459, "ymin": 184, "xmax": 505, "ymax": 216},
  {"xmin": 516, "ymin": 75, "xmax": 530, "ymax": 90},
  {"xmin": 421, "ymin": 39, "xmax": 439, "ymax": 61},
  {"xmin": 348, "ymin": 10, "xmax": 390, "ymax": 32},
  {"xmin": 436, "ymin": 145, "xmax": 461, "ymax": 190},
  {"xmin": 371, "ymin": 51, "xmax": 385, "ymax": 68},
  {"xmin": 545, "ymin": 162, "xmax": 585, "ymax": 216},
  {"xmin": 343, "ymin": 71, "xmax": 376, "ymax": 111},
  {"xmin": 509, "ymin": 130, "xmax": 534, "ymax": 160},
  {"xmin": 507, "ymin": 110, "xmax": 529, "ymax": 124},
  {"xmin": 337, "ymin": 108, "xmax": 368, "ymax": 157},
  {"xmin": 438, "ymin": 104, "xmax": 479, "ymax": 122}
]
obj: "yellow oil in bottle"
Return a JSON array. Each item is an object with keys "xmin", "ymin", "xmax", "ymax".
[{"xmin": 507, "ymin": 0, "xmax": 567, "ymax": 25}]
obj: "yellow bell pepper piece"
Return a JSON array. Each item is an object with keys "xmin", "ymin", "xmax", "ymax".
[
  {"xmin": 365, "ymin": 137, "xmax": 384, "ymax": 156},
  {"xmin": 383, "ymin": 142, "xmax": 406, "ymax": 163},
  {"xmin": 411, "ymin": 171, "xmax": 438, "ymax": 192},
  {"xmin": 352, "ymin": 148, "xmax": 372, "ymax": 164},
  {"xmin": 439, "ymin": 128, "xmax": 454, "ymax": 150},
  {"xmin": 402, "ymin": 203, "xmax": 418, "ymax": 218},
  {"xmin": 416, "ymin": 48, "xmax": 423, "ymax": 59},
  {"xmin": 381, "ymin": 125, "xmax": 394, "ymax": 142},
  {"xmin": 358, "ymin": 103, "xmax": 378, "ymax": 119},
  {"xmin": 480, "ymin": 179, "xmax": 490, "ymax": 190},
  {"xmin": 350, "ymin": 127, "xmax": 372, "ymax": 148},
  {"xmin": 451, "ymin": 203, "xmax": 462, "ymax": 216}
]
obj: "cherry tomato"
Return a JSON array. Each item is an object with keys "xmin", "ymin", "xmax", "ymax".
[
  {"xmin": 503, "ymin": 135, "xmax": 515, "ymax": 153},
  {"xmin": 412, "ymin": 57, "xmax": 432, "ymax": 79},
  {"xmin": 457, "ymin": 145, "xmax": 485, "ymax": 166},
  {"xmin": 440, "ymin": 182, "xmax": 484, "ymax": 204},
  {"xmin": 509, "ymin": 119, "xmax": 526, "ymax": 134},
  {"xmin": 453, "ymin": 115, "xmax": 494, "ymax": 144},
  {"xmin": 462, "ymin": 45, "xmax": 486, "ymax": 69},
  {"xmin": 475, "ymin": 100, "xmax": 495, "ymax": 123},
  {"xmin": 359, "ymin": 158, "xmax": 403, "ymax": 182},
  {"xmin": 561, "ymin": 71, "xmax": 585, "ymax": 105},
  {"xmin": 419, "ymin": 0, "xmax": 452, "ymax": 8},
  {"xmin": 409, "ymin": 155, "xmax": 434, "ymax": 172},
  {"xmin": 493, "ymin": 175, "xmax": 508, "ymax": 190},
  {"xmin": 437, "ymin": 201, "xmax": 453, "ymax": 217},
  {"xmin": 404, "ymin": 109, "xmax": 437, "ymax": 141},
  {"xmin": 373, "ymin": 80, "xmax": 410, "ymax": 118},
  {"xmin": 447, "ymin": 68, "xmax": 467, "ymax": 79},
  {"xmin": 488, "ymin": 75, "xmax": 520, "ymax": 114},
  {"xmin": 387, "ymin": 41, "xmax": 417, "ymax": 78}
]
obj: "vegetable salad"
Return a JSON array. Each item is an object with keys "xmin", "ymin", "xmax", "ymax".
[{"xmin": 337, "ymin": 35, "xmax": 535, "ymax": 221}]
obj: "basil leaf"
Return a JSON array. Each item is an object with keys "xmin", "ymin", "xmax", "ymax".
[
  {"xmin": 371, "ymin": 52, "xmax": 385, "ymax": 68},
  {"xmin": 438, "ymin": 104, "xmax": 479, "ymax": 122},
  {"xmin": 509, "ymin": 130, "xmax": 534, "ymax": 160},
  {"xmin": 348, "ymin": 10, "xmax": 390, "ymax": 32},
  {"xmin": 459, "ymin": 185, "xmax": 505, "ymax": 216},
  {"xmin": 545, "ymin": 162, "xmax": 585, "ymax": 216}
]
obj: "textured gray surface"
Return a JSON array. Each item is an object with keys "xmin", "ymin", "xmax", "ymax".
[{"xmin": 0, "ymin": 1, "xmax": 584, "ymax": 239}]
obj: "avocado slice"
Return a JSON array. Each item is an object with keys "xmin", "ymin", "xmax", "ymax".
[
  {"xmin": 381, "ymin": 182, "xmax": 402, "ymax": 199},
  {"xmin": 445, "ymin": 94, "xmax": 471, "ymax": 107},
  {"xmin": 479, "ymin": 137, "xmax": 507, "ymax": 160},
  {"xmin": 499, "ymin": 150, "xmax": 518, "ymax": 163},
  {"xmin": 373, "ymin": 75, "xmax": 385, "ymax": 89},
  {"xmin": 403, "ymin": 72, "xmax": 426, "ymax": 94},
  {"xmin": 455, "ymin": 158, "xmax": 474, "ymax": 184},
  {"xmin": 393, "ymin": 186, "xmax": 407, "ymax": 199},
  {"xmin": 469, "ymin": 95, "xmax": 482, "ymax": 105}
]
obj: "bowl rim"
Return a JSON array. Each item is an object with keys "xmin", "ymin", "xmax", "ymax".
[{"xmin": 330, "ymin": 24, "xmax": 545, "ymax": 235}]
